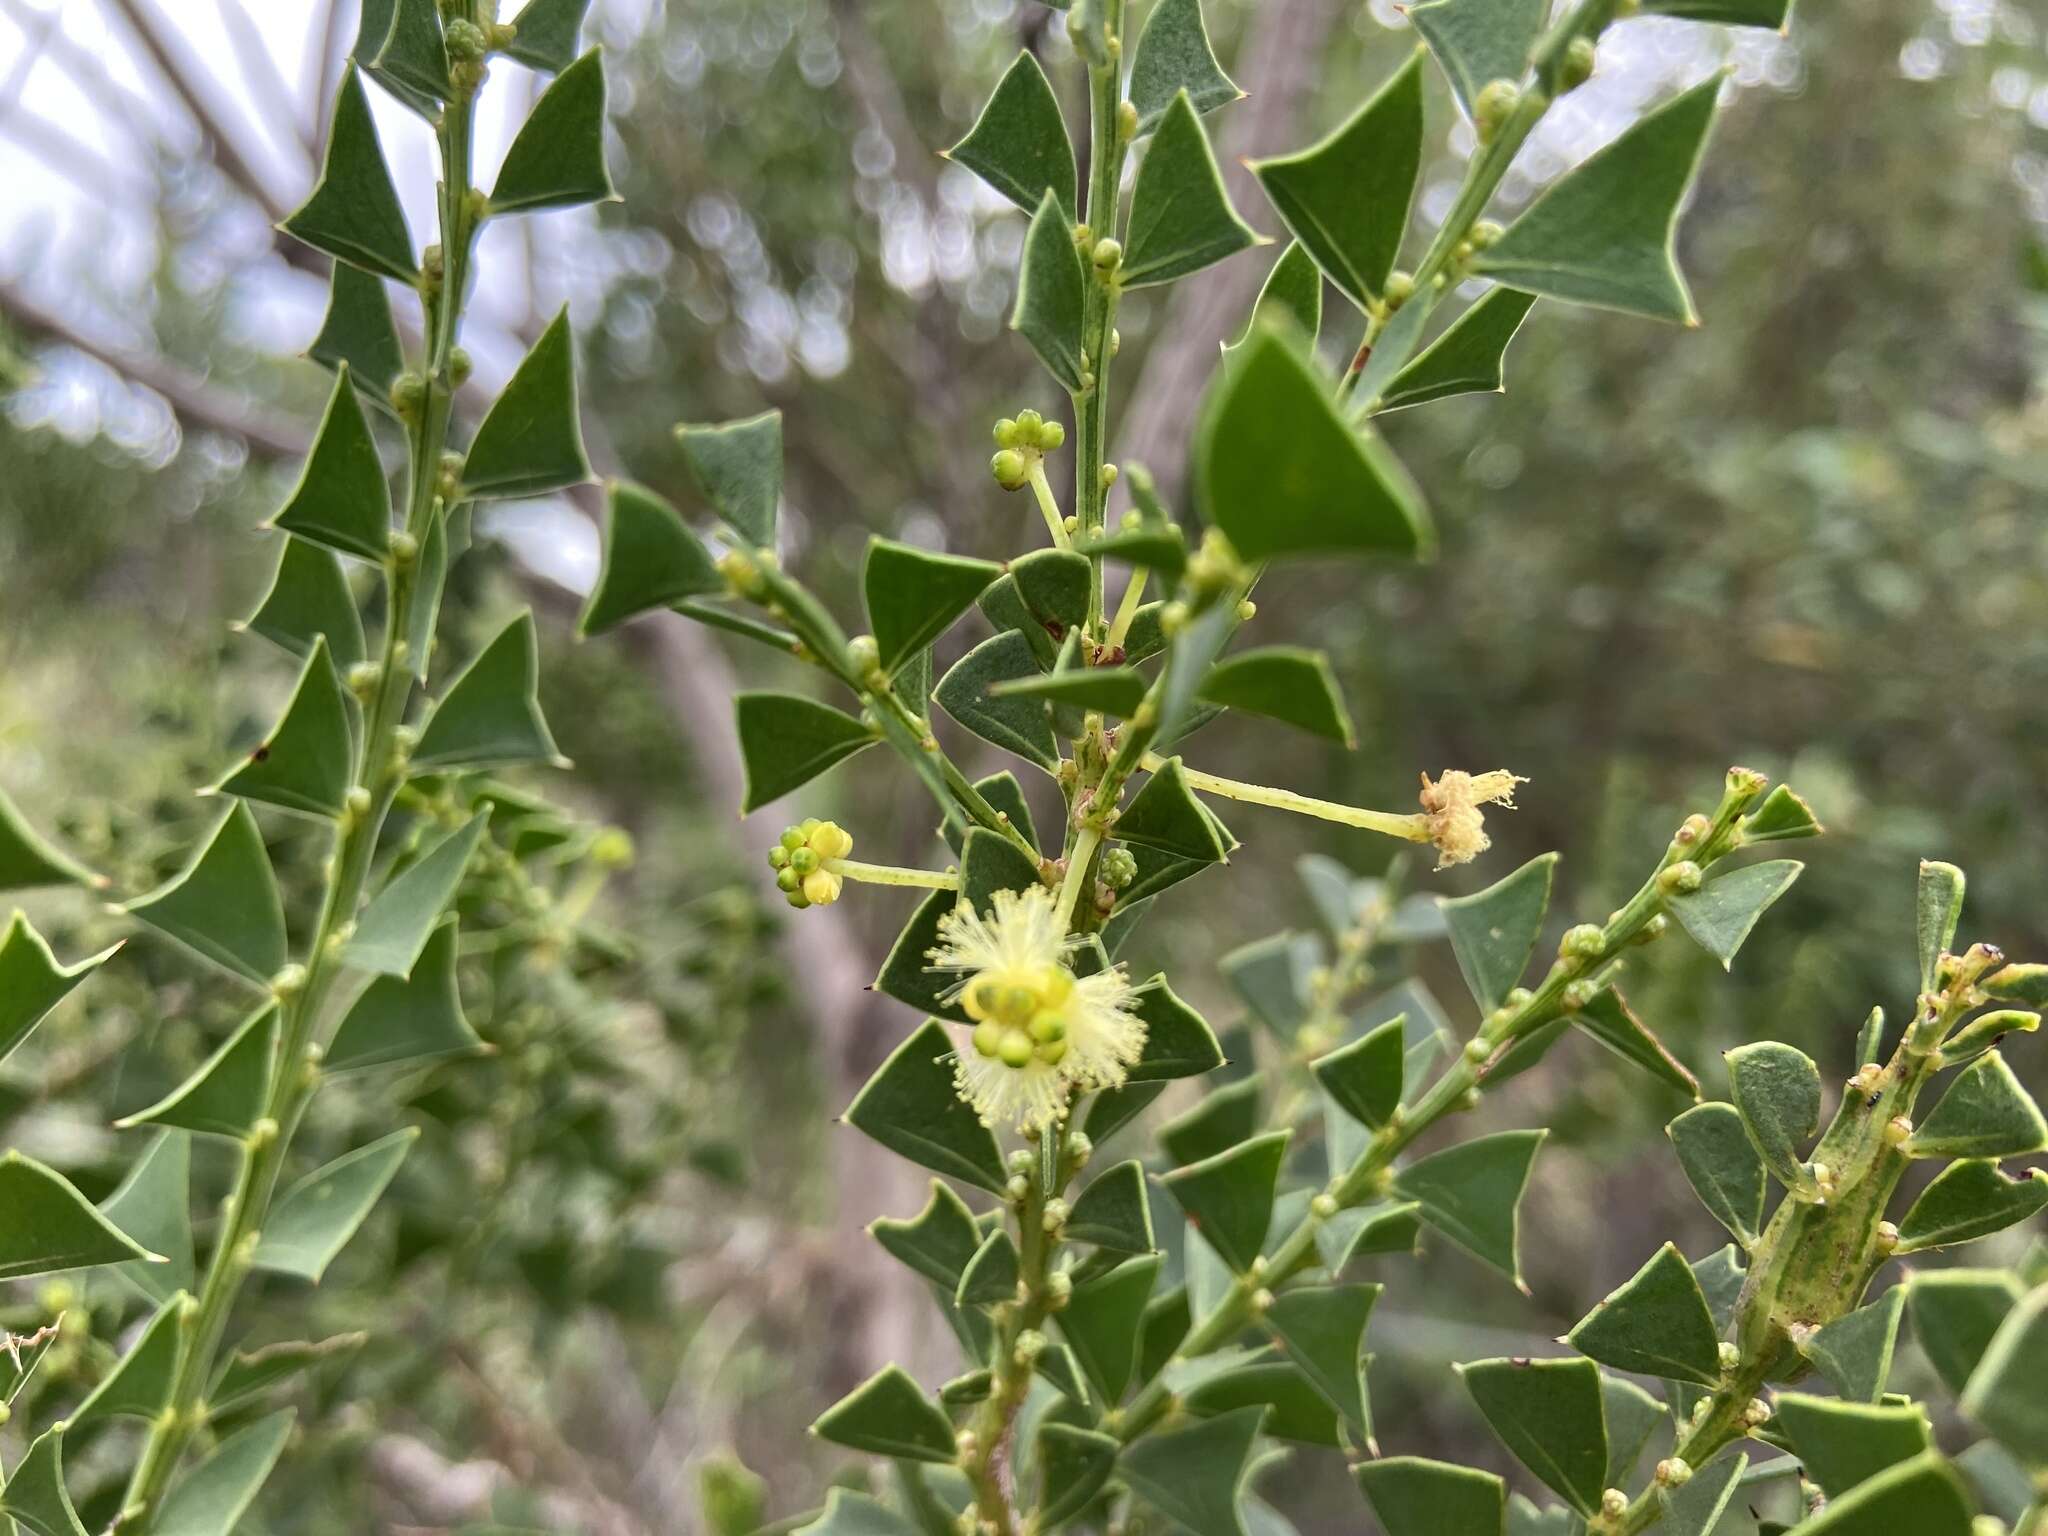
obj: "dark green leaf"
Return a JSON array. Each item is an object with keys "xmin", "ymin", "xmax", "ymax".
[
  {"xmin": 1263, "ymin": 1283, "xmax": 1379, "ymax": 1435},
  {"xmin": 1742, "ymin": 784, "xmax": 1823, "ymax": 844},
  {"xmin": 1126, "ymin": 976, "xmax": 1227, "ymax": 1082},
  {"xmin": 344, "ymin": 810, "xmax": 490, "ymax": 977},
  {"xmin": 326, "ymin": 916, "xmax": 482, "ymax": 1072},
  {"xmin": 864, "ymin": 538, "xmax": 1001, "ymax": 673},
  {"xmin": 70, "ymin": 1292, "xmax": 182, "ymax": 1429},
  {"xmin": 875, "ymin": 890, "xmax": 972, "ymax": 1024},
  {"xmin": 1073, "ymin": 525, "xmax": 1189, "ymax": 578},
  {"xmin": 1723, "ymin": 1040, "xmax": 1821, "ymax": 1189},
  {"xmin": 155, "ymin": 1411, "xmax": 295, "ymax": 1536},
  {"xmin": 733, "ymin": 691, "xmax": 876, "ymax": 813},
  {"xmin": 1123, "ymin": 92, "xmax": 1260, "ymax": 289},
  {"xmin": 1377, "ymin": 288, "xmax": 1538, "ymax": 413},
  {"xmin": 211, "ymin": 1333, "xmax": 366, "ymax": 1416},
  {"xmin": 0, "ymin": 913, "xmax": 116, "ymax": 1066},
  {"xmin": 1641, "ymin": 0, "xmax": 1789, "ymax": 27},
  {"xmin": 1068, "ymin": 1160, "xmax": 1155, "ymax": 1254},
  {"xmin": 1789, "ymin": 1452, "xmax": 1974, "ymax": 1536},
  {"xmin": 677, "ymin": 410, "xmax": 782, "ymax": 547},
  {"xmin": 1313, "ymin": 1015, "xmax": 1405, "ymax": 1131},
  {"xmin": 115, "ymin": 1002, "xmax": 276, "ymax": 1139},
  {"xmin": 1248, "ymin": 52, "xmax": 1422, "ymax": 310},
  {"xmin": 1959, "ymin": 1284, "xmax": 2048, "ymax": 1463},
  {"xmin": 1407, "ymin": 0, "xmax": 1544, "ymax": 119},
  {"xmin": 947, "ymin": 51, "xmax": 1076, "ymax": 217},
  {"xmin": 1013, "ymin": 191, "xmax": 1089, "ymax": 392},
  {"xmin": 460, "ymin": 307, "xmax": 591, "ymax": 498},
  {"xmin": 870, "ymin": 1180, "xmax": 984, "ymax": 1289},
  {"xmin": 1908, "ymin": 1269, "xmax": 2023, "ymax": 1396},
  {"xmin": 1460, "ymin": 1356, "xmax": 1606, "ymax": 1516},
  {"xmin": 1317, "ymin": 1200, "xmax": 1423, "ymax": 1269},
  {"xmin": 100, "ymin": 1131, "xmax": 191, "ymax": 1300},
  {"xmin": 1601, "ymin": 1376, "xmax": 1665, "ymax": 1490},
  {"xmin": 0, "ymin": 1426, "xmax": 87, "ymax": 1536},
  {"xmin": 1569, "ymin": 986, "xmax": 1698, "ymax": 1099},
  {"xmin": 1184, "ymin": 1358, "xmax": 1339, "ymax": 1446},
  {"xmin": 1667, "ymin": 859, "xmax": 1802, "ymax": 970},
  {"xmin": 955, "ymin": 1227, "xmax": 1020, "ymax": 1306},
  {"xmin": 1228, "ymin": 242, "xmax": 1322, "ymax": 357},
  {"xmin": 1660, "ymin": 1452, "xmax": 1748, "ymax": 1536},
  {"xmin": 958, "ymin": 827, "xmax": 1042, "ymax": 915},
  {"xmin": 0, "ymin": 786, "xmax": 100, "ymax": 892},
  {"xmin": 1473, "ymin": 79, "xmax": 1721, "ymax": 323},
  {"xmin": 503, "ymin": 0, "xmax": 592, "ymax": 72},
  {"xmin": 253, "ymin": 1128, "xmax": 419, "ymax": 1281},
  {"xmin": 1440, "ymin": 852, "xmax": 1556, "ymax": 1014},
  {"xmin": 1897, "ymin": 1160, "xmax": 2048, "ymax": 1253},
  {"xmin": 281, "ymin": 66, "xmax": 416, "ymax": 280},
  {"xmin": 240, "ymin": 540, "xmax": 365, "ymax": 672},
  {"xmin": 1011, "ymin": 549, "xmax": 1092, "ymax": 638},
  {"xmin": 268, "ymin": 364, "xmax": 390, "ymax": 562},
  {"xmin": 1058, "ymin": 1253, "xmax": 1160, "ymax": 1403},
  {"xmin": 844, "ymin": 1019, "xmax": 1007, "ymax": 1193},
  {"xmin": 1908, "ymin": 1050, "xmax": 2047, "ymax": 1159},
  {"xmin": 1159, "ymin": 1076, "xmax": 1262, "ymax": 1165},
  {"xmin": 1195, "ymin": 326, "xmax": 1431, "ymax": 561},
  {"xmin": 813, "ymin": 1366, "xmax": 958, "ymax": 1463},
  {"xmin": 212, "ymin": 635, "xmax": 354, "ymax": 819},
  {"xmin": 1197, "ymin": 647, "xmax": 1353, "ymax": 744},
  {"xmin": 1128, "ymin": 0, "xmax": 1242, "ymax": 132},
  {"xmin": 489, "ymin": 50, "xmax": 615, "ymax": 213},
  {"xmin": 578, "ymin": 480, "xmax": 724, "ymax": 637},
  {"xmin": 1393, "ymin": 1128, "xmax": 1544, "ymax": 1287},
  {"xmin": 1118, "ymin": 758, "xmax": 1232, "ymax": 863},
  {"xmin": 366, "ymin": 0, "xmax": 448, "ymax": 113},
  {"xmin": 1356, "ymin": 1456, "xmax": 1504, "ymax": 1536},
  {"xmin": 1565, "ymin": 1242, "xmax": 1722, "ymax": 1385},
  {"xmin": 1159, "ymin": 1130, "xmax": 1289, "ymax": 1273},
  {"xmin": 936, "ymin": 631, "xmax": 1060, "ymax": 772},
  {"xmin": 120, "ymin": 803, "xmax": 288, "ymax": 986},
  {"xmin": 996, "ymin": 667, "xmax": 1149, "ymax": 718},
  {"xmin": 1118, "ymin": 1405, "xmax": 1265, "ymax": 1536},
  {"xmin": 1770, "ymin": 1394, "xmax": 1930, "ymax": 1498},
  {"xmin": 0, "ymin": 1151, "xmax": 159, "ymax": 1280},
  {"xmin": 1799, "ymin": 1286, "xmax": 1906, "ymax": 1404},
  {"xmin": 1038, "ymin": 1424, "xmax": 1120, "ymax": 1529},
  {"xmin": 308, "ymin": 262, "xmax": 402, "ymax": 404},
  {"xmin": 1666, "ymin": 1101, "xmax": 1767, "ymax": 1246}
]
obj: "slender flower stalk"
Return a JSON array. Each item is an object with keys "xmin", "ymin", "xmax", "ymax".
[
  {"xmin": 827, "ymin": 857, "xmax": 958, "ymax": 891},
  {"xmin": 1106, "ymin": 568, "xmax": 1149, "ymax": 651}
]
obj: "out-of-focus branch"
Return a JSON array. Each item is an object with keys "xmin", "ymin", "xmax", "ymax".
[
  {"xmin": 101, "ymin": 0, "xmax": 297, "ymax": 224},
  {"xmin": 0, "ymin": 274, "xmax": 312, "ymax": 458},
  {"xmin": 1114, "ymin": 0, "xmax": 1343, "ymax": 501}
]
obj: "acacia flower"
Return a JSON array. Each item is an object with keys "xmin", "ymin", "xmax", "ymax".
[
  {"xmin": 926, "ymin": 884, "xmax": 1145, "ymax": 1131},
  {"xmin": 1418, "ymin": 770, "xmax": 1527, "ymax": 869}
]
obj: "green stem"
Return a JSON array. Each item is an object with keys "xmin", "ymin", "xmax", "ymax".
[
  {"xmin": 1074, "ymin": 0, "xmax": 1128, "ymax": 638},
  {"xmin": 828, "ymin": 857, "xmax": 958, "ymax": 891},
  {"xmin": 1117, "ymin": 776, "xmax": 1767, "ymax": 1444},
  {"xmin": 1145, "ymin": 753, "xmax": 1433, "ymax": 843},
  {"xmin": 1028, "ymin": 461, "xmax": 1071, "ymax": 549},
  {"xmin": 1106, "ymin": 567, "xmax": 1148, "ymax": 652},
  {"xmin": 118, "ymin": 62, "xmax": 484, "ymax": 1535}
]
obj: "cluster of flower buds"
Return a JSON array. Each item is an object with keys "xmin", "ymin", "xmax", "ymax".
[
  {"xmin": 767, "ymin": 819, "xmax": 853, "ymax": 908},
  {"xmin": 989, "ymin": 409, "xmax": 1066, "ymax": 491}
]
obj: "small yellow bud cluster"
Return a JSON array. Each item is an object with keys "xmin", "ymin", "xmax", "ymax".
[
  {"xmin": 767, "ymin": 819, "xmax": 853, "ymax": 908},
  {"xmin": 990, "ymin": 409, "xmax": 1066, "ymax": 491},
  {"xmin": 1474, "ymin": 78, "xmax": 1521, "ymax": 143},
  {"xmin": 1185, "ymin": 528, "xmax": 1249, "ymax": 599},
  {"xmin": 965, "ymin": 960, "xmax": 1077, "ymax": 1071},
  {"xmin": 1099, "ymin": 846, "xmax": 1138, "ymax": 891}
]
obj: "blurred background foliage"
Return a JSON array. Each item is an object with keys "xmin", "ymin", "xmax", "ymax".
[{"xmin": 2, "ymin": 0, "xmax": 2046, "ymax": 1529}]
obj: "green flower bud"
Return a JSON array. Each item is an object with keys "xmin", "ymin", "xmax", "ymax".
[
  {"xmin": 998, "ymin": 1028, "xmax": 1035, "ymax": 1068},
  {"xmin": 1092, "ymin": 238, "xmax": 1123, "ymax": 272},
  {"xmin": 1560, "ymin": 923, "xmax": 1606, "ymax": 961},
  {"xmin": 591, "ymin": 828, "xmax": 635, "ymax": 868},
  {"xmin": 848, "ymin": 633, "xmax": 882, "ymax": 681},
  {"xmin": 1116, "ymin": 99, "xmax": 1139, "ymax": 142},
  {"xmin": 767, "ymin": 845, "xmax": 789, "ymax": 870},
  {"xmin": 448, "ymin": 346, "xmax": 473, "ymax": 386},
  {"xmin": 1659, "ymin": 861, "xmax": 1704, "ymax": 895},
  {"xmin": 1041, "ymin": 1199, "xmax": 1068, "ymax": 1232},
  {"xmin": 790, "ymin": 846, "xmax": 819, "ymax": 875},
  {"xmin": 1065, "ymin": 1131, "xmax": 1093, "ymax": 1166},
  {"xmin": 388, "ymin": 529, "xmax": 419, "ymax": 566},
  {"xmin": 1159, "ymin": 600, "xmax": 1189, "ymax": 637},
  {"xmin": 1016, "ymin": 408, "xmax": 1044, "ymax": 437},
  {"xmin": 390, "ymin": 370, "xmax": 427, "ymax": 421},
  {"xmin": 1008, "ymin": 1147, "xmax": 1037, "ymax": 1174},
  {"xmin": 993, "ymin": 417, "xmax": 1021, "ymax": 448},
  {"xmin": 1099, "ymin": 846, "xmax": 1138, "ymax": 890},
  {"xmin": 780, "ymin": 825, "xmax": 807, "ymax": 852},
  {"xmin": 1236, "ymin": 599, "xmax": 1257, "ymax": 621},
  {"xmin": 445, "ymin": 18, "xmax": 488, "ymax": 60},
  {"xmin": 1099, "ymin": 463, "xmax": 1118, "ymax": 489},
  {"xmin": 1469, "ymin": 219, "xmax": 1505, "ymax": 249},
  {"xmin": 1474, "ymin": 78, "xmax": 1520, "ymax": 143},
  {"xmin": 1560, "ymin": 36, "xmax": 1597, "ymax": 90},
  {"xmin": 1383, "ymin": 270, "xmax": 1416, "ymax": 311},
  {"xmin": 991, "ymin": 448, "xmax": 1031, "ymax": 491},
  {"xmin": 1037, "ymin": 419, "xmax": 1065, "ymax": 451},
  {"xmin": 775, "ymin": 866, "xmax": 801, "ymax": 894}
]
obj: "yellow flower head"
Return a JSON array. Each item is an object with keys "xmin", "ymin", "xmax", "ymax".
[
  {"xmin": 1418, "ymin": 769, "xmax": 1526, "ymax": 870},
  {"xmin": 926, "ymin": 885, "xmax": 1145, "ymax": 1131}
]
